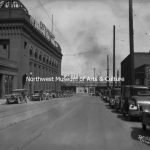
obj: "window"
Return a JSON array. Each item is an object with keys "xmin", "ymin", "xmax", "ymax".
[
  {"xmin": 30, "ymin": 49, "xmax": 33, "ymax": 56},
  {"xmin": 35, "ymin": 52, "xmax": 38, "ymax": 59},
  {"xmin": 24, "ymin": 42, "xmax": 27, "ymax": 49},
  {"xmin": 0, "ymin": 39, "xmax": 10, "ymax": 58},
  {"xmin": 46, "ymin": 59, "xmax": 49, "ymax": 64},
  {"xmin": 39, "ymin": 55, "xmax": 42, "ymax": 61},
  {"xmin": 49, "ymin": 60, "xmax": 52, "ymax": 65},
  {"xmin": 43, "ymin": 57, "xmax": 45, "ymax": 62}
]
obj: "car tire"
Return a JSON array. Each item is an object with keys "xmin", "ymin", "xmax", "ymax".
[{"xmin": 142, "ymin": 123, "xmax": 146, "ymax": 131}]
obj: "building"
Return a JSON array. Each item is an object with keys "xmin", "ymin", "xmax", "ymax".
[
  {"xmin": 135, "ymin": 64, "xmax": 150, "ymax": 87},
  {"xmin": 0, "ymin": 0, "xmax": 62, "ymax": 98},
  {"xmin": 121, "ymin": 52, "xmax": 150, "ymax": 85}
]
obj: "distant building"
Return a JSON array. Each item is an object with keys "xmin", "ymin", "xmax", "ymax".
[
  {"xmin": 121, "ymin": 52, "xmax": 150, "ymax": 85},
  {"xmin": 0, "ymin": 0, "xmax": 62, "ymax": 98}
]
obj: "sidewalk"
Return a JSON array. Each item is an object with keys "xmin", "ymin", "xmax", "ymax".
[{"xmin": 0, "ymin": 99, "xmax": 6, "ymax": 105}]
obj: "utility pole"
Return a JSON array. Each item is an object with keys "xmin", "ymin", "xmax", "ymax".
[
  {"xmin": 129, "ymin": 0, "xmax": 135, "ymax": 85},
  {"xmin": 107, "ymin": 55, "xmax": 109, "ymax": 89},
  {"xmin": 93, "ymin": 68, "xmax": 96, "ymax": 89},
  {"xmin": 117, "ymin": 70, "xmax": 119, "ymax": 87},
  {"xmin": 113, "ymin": 25, "xmax": 116, "ymax": 91},
  {"xmin": 93, "ymin": 68, "xmax": 96, "ymax": 80}
]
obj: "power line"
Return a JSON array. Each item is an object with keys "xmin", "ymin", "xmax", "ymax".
[
  {"xmin": 63, "ymin": 47, "xmax": 110, "ymax": 56},
  {"xmin": 63, "ymin": 50, "xmax": 92, "ymax": 56}
]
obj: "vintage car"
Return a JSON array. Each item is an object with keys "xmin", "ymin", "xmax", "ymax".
[
  {"xmin": 31, "ymin": 90, "xmax": 43, "ymax": 101},
  {"xmin": 6, "ymin": 89, "xmax": 28, "ymax": 104},
  {"xmin": 141, "ymin": 104, "xmax": 150, "ymax": 130},
  {"xmin": 102, "ymin": 89, "xmax": 111, "ymax": 102},
  {"xmin": 95, "ymin": 91, "xmax": 100, "ymax": 96},
  {"xmin": 121, "ymin": 85, "xmax": 150, "ymax": 120},
  {"xmin": 109, "ymin": 88, "xmax": 121, "ymax": 109},
  {"xmin": 49, "ymin": 90, "xmax": 57, "ymax": 98}
]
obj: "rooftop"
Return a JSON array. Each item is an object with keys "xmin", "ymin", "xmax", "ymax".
[{"xmin": 0, "ymin": 0, "xmax": 29, "ymax": 14}]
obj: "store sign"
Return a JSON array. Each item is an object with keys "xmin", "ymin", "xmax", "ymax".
[{"xmin": 30, "ymin": 16, "xmax": 55, "ymax": 41}]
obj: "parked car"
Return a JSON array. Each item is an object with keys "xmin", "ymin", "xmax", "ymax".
[
  {"xmin": 121, "ymin": 85, "xmax": 150, "ymax": 120},
  {"xmin": 109, "ymin": 88, "xmax": 121, "ymax": 110},
  {"xmin": 43, "ymin": 92, "xmax": 50, "ymax": 100},
  {"xmin": 141, "ymin": 104, "xmax": 150, "ymax": 130},
  {"xmin": 50, "ymin": 90, "xmax": 57, "ymax": 98},
  {"xmin": 56, "ymin": 91, "xmax": 62, "ymax": 98},
  {"xmin": 31, "ymin": 90, "xmax": 43, "ymax": 101},
  {"xmin": 102, "ymin": 89, "xmax": 111, "ymax": 102},
  {"xmin": 95, "ymin": 91, "xmax": 100, "ymax": 96},
  {"xmin": 6, "ymin": 89, "xmax": 28, "ymax": 104}
]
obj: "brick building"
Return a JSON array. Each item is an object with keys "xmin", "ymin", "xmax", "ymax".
[
  {"xmin": 121, "ymin": 52, "xmax": 150, "ymax": 85},
  {"xmin": 0, "ymin": 0, "xmax": 62, "ymax": 98}
]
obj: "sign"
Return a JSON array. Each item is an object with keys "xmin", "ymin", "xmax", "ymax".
[{"xmin": 30, "ymin": 16, "xmax": 55, "ymax": 42}]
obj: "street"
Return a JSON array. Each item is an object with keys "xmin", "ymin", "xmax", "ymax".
[{"xmin": 0, "ymin": 95, "xmax": 150, "ymax": 150}]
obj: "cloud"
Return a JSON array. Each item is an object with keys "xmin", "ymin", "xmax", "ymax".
[{"xmin": 21, "ymin": 0, "xmax": 150, "ymax": 77}]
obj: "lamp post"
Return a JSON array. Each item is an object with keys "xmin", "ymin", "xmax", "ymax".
[{"xmin": 29, "ymin": 72, "xmax": 32, "ymax": 100}]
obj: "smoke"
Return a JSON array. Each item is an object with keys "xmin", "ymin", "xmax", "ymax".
[
  {"xmin": 75, "ymin": 29, "xmax": 109, "ymax": 76},
  {"xmin": 74, "ymin": 27, "xmax": 123, "ymax": 77}
]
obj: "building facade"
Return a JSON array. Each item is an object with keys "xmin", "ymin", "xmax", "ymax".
[
  {"xmin": 0, "ymin": 0, "xmax": 62, "ymax": 98},
  {"xmin": 121, "ymin": 52, "xmax": 150, "ymax": 85},
  {"xmin": 135, "ymin": 64, "xmax": 150, "ymax": 87}
]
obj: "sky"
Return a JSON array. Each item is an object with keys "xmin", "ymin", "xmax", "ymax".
[{"xmin": 21, "ymin": 0, "xmax": 150, "ymax": 77}]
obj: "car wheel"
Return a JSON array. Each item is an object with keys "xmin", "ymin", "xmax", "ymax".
[{"xmin": 142, "ymin": 123, "xmax": 146, "ymax": 131}]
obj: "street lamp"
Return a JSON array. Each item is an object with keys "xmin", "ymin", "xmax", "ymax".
[{"xmin": 29, "ymin": 72, "xmax": 32, "ymax": 100}]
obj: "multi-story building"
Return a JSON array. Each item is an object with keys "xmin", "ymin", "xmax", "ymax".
[
  {"xmin": 0, "ymin": 0, "xmax": 62, "ymax": 98},
  {"xmin": 121, "ymin": 52, "xmax": 150, "ymax": 85}
]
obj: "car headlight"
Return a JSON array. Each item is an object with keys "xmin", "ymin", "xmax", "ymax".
[{"xmin": 129, "ymin": 104, "xmax": 138, "ymax": 110}]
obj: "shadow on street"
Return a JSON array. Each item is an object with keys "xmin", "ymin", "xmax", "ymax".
[{"xmin": 131, "ymin": 127, "xmax": 150, "ymax": 146}]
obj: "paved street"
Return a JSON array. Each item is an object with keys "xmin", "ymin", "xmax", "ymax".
[{"xmin": 0, "ymin": 95, "xmax": 150, "ymax": 150}]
